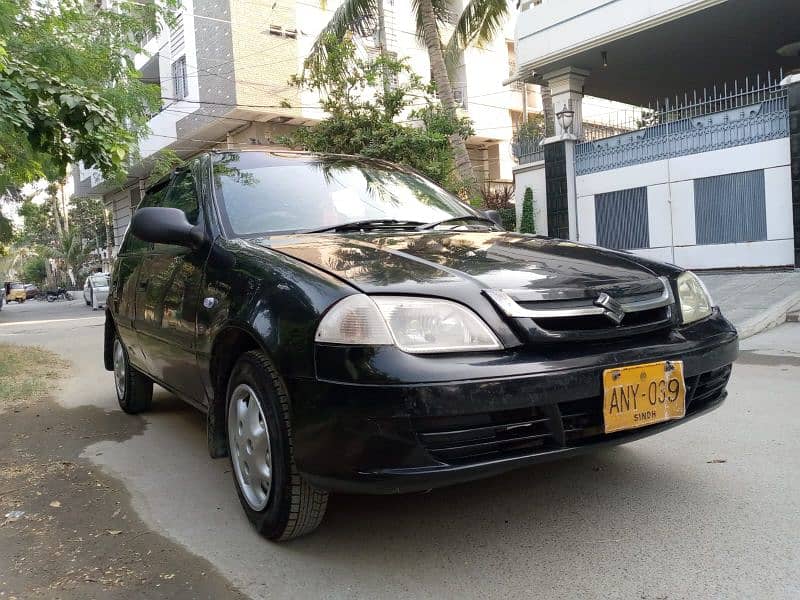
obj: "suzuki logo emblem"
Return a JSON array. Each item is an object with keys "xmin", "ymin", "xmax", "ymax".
[{"xmin": 594, "ymin": 292, "xmax": 625, "ymax": 325}]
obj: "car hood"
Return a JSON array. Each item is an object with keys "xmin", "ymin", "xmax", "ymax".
[{"xmin": 252, "ymin": 231, "xmax": 678, "ymax": 296}]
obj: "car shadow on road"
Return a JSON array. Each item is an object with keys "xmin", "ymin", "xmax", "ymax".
[{"xmin": 143, "ymin": 386, "xmax": 720, "ymax": 572}]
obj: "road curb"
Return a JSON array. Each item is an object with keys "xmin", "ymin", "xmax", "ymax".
[{"xmin": 735, "ymin": 291, "xmax": 800, "ymax": 339}]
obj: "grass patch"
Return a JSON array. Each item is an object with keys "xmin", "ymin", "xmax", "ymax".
[{"xmin": 0, "ymin": 344, "xmax": 69, "ymax": 409}]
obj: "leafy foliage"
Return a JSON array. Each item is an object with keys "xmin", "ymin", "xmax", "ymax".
[
  {"xmin": 0, "ymin": 0, "xmax": 177, "ymax": 189},
  {"xmin": 0, "ymin": 209, "xmax": 11, "ymax": 253},
  {"xmin": 306, "ymin": 0, "xmax": 508, "ymax": 193},
  {"xmin": 51, "ymin": 227, "xmax": 90, "ymax": 285},
  {"xmin": 443, "ymin": 0, "xmax": 509, "ymax": 69},
  {"xmin": 20, "ymin": 252, "xmax": 46, "ymax": 287},
  {"xmin": 147, "ymin": 149, "xmax": 185, "ymax": 186},
  {"xmin": 520, "ymin": 187, "xmax": 535, "ymax": 234},
  {"xmin": 478, "ymin": 184, "xmax": 515, "ymax": 230},
  {"xmin": 69, "ymin": 195, "xmax": 107, "ymax": 250},
  {"xmin": 282, "ymin": 35, "xmax": 473, "ymax": 191},
  {"xmin": 16, "ymin": 197, "xmax": 57, "ymax": 247},
  {"xmin": 512, "ymin": 113, "xmax": 547, "ymax": 145}
]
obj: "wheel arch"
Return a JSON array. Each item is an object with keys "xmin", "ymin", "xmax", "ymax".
[
  {"xmin": 206, "ymin": 324, "xmax": 275, "ymax": 459},
  {"xmin": 103, "ymin": 309, "xmax": 116, "ymax": 371}
]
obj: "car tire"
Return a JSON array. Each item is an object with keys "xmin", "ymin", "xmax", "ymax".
[
  {"xmin": 113, "ymin": 336, "xmax": 153, "ymax": 414},
  {"xmin": 226, "ymin": 350, "xmax": 328, "ymax": 541}
]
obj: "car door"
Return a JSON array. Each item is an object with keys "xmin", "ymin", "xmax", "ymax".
[
  {"xmin": 111, "ymin": 200, "xmax": 157, "ymax": 373},
  {"xmin": 134, "ymin": 164, "xmax": 210, "ymax": 405}
]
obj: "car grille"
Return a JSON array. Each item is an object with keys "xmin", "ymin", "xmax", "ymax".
[
  {"xmin": 484, "ymin": 277, "xmax": 677, "ymax": 342},
  {"xmin": 414, "ymin": 365, "xmax": 732, "ymax": 465}
]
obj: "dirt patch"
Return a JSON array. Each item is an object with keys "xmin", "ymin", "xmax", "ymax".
[
  {"xmin": 0, "ymin": 344, "xmax": 69, "ymax": 414},
  {"xmin": 0, "ymin": 344, "xmax": 248, "ymax": 599}
]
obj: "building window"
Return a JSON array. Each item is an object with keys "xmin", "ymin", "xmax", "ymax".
[
  {"xmin": 595, "ymin": 186, "xmax": 649, "ymax": 250},
  {"xmin": 694, "ymin": 170, "xmax": 767, "ymax": 245},
  {"xmin": 171, "ymin": 56, "xmax": 188, "ymax": 100}
]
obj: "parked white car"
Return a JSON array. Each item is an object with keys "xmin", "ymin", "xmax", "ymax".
[{"xmin": 83, "ymin": 273, "xmax": 110, "ymax": 310}]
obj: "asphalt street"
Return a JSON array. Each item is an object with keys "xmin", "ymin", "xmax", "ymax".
[{"xmin": 0, "ymin": 298, "xmax": 798, "ymax": 599}]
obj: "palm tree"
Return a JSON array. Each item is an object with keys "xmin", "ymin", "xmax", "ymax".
[
  {"xmin": 50, "ymin": 227, "xmax": 90, "ymax": 287},
  {"xmin": 307, "ymin": 0, "xmax": 509, "ymax": 197}
]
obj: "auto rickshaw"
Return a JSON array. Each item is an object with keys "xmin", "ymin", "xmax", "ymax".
[{"xmin": 5, "ymin": 282, "xmax": 27, "ymax": 303}]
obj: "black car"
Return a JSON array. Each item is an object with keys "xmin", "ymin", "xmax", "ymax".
[{"xmin": 105, "ymin": 151, "xmax": 737, "ymax": 541}]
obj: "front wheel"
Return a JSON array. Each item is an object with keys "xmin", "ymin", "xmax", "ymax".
[
  {"xmin": 113, "ymin": 336, "xmax": 153, "ymax": 414},
  {"xmin": 64, "ymin": 292, "xmax": 73, "ymax": 300},
  {"xmin": 226, "ymin": 351, "xmax": 328, "ymax": 541},
  {"xmin": 46, "ymin": 295, "xmax": 55, "ymax": 302}
]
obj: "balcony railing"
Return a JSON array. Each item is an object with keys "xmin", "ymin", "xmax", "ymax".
[{"xmin": 575, "ymin": 71, "xmax": 790, "ymax": 175}]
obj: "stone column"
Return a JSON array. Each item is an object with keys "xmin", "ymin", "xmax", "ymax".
[
  {"xmin": 541, "ymin": 67, "xmax": 589, "ymax": 139},
  {"xmin": 541, "ymin": 133, "xmax": 579, "ymax": 240}
]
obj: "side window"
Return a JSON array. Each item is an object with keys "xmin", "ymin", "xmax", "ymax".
[
  {"xmin": 119, "ymin": 184, "xmax": 168, "ymax": 255},
  {"xmin": 117, "ymin": 167, "xmax": 201, "ymax": 255},
  {"xmin": 162, "ymin": 171, "xmax": 201, "ymax": 225}
]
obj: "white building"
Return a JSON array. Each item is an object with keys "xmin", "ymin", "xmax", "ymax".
[
  {"xmin": 510, "ymin": 0, "xmax": 800, "ymax": 269},
  {"xmin": 75, "ymin": 0, "xmax": 532, "ymax": 253}
]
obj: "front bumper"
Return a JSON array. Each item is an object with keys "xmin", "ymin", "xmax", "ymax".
[{"xmin": 289, "ymin": 311, "xmax": 738, "ymax": 494}]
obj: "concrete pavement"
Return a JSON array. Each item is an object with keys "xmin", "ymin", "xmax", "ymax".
[
  {"xmin": 1, "ymin": 296, "xmax": 799, "ymax": 599},
  {"xmin": 699, "ymin": 270, "xmax": 800, "ymax": 338}
]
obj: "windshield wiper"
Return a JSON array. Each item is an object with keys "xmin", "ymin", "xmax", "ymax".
[
  {"xmin": 417, "ymin": 215, "xmax": 498, "ymax": 230},
  {"xmin": 306, "ymin": 219, "xmax": 426, "ymax": 233}
]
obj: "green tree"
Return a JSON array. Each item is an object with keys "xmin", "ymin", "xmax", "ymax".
[
  {"xmin": 17, "ymin": 197, "xmax": 57, "ymax": 247},
  {"xmin": 305, "ymin": 0, "xmax": 509, "ymax": 195},
  {"xmin": 20, "ymin": 252, "xmax": 47, "ymax": 287},
  {"xmin": 0, "ymin": 209, "xmax": 11, "ymax": 253},
  {"xmin": 0, "ymin": 0, "xmax": 178, "ymax": 190},
  {"xmin": 69, "ymin": 196, "xmax": 107, "ymax": 253},
  {"xmin": 520, "ymin": 187, "xmax": 534, "ymax": 234},
  {"xmin": 51, "ymin": 227, "xmax": 89, "ymax": 286},
  {"xmin": 282, "ymin": 35, "xmax": 473, "ymax": 191}
]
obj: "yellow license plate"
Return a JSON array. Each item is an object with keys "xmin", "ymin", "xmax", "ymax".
[{"xmin": 602, "ymin": 361, "xmax": 686, "ymax": 434}]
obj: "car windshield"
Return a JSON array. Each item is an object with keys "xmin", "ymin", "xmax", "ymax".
[
  {"xmin": 212, "ymin": 152, "xmax": 476, "ymax": 236},
  {"xmin": 90, "ymin": 274, "xmax": 110, "ymax": 287}
]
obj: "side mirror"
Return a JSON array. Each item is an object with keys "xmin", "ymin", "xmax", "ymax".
[
  {"xmin": 483, "ymin": 209, "xmax": 504, "ymax": 229},
  {"xmin": 130, "ymin": 207, "xmax": 205, "ymax": 249}
]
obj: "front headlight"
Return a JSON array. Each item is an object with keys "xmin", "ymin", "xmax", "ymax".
[
  {"xmin": 316, "ymin": 295, "xmax": 502, "ymax": 353},
  {"xmin": 676, "ymin": 271, "xmax": 714, "ymax": 325}
]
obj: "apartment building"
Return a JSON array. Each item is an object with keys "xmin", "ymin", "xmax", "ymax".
[{"xmin": 74, "ymin": 0, "xmax": 531, "ymax": 254}]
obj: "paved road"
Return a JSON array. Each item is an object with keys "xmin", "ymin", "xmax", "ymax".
[{"xmin": 1, "ymin": 300, "xmax": 798, "ymax": 599}]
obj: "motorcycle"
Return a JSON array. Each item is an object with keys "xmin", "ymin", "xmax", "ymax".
[{"xmin": 46, "ymin": 287, "xmax": 74, "ymax": 302}]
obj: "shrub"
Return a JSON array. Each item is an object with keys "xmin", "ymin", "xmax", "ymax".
[
  {"xmin": 520, "ymin": 187, "xmax": 535, "ymax": 234},
  {"xmin": 498, "ymin": 208, "xmax": 516, "ymax": 231}
]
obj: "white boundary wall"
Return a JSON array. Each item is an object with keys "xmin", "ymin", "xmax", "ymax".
[
  {"xmin": 513, "ymin": 161, "xmax": 548, "ymax": 234},
  {"xmin": 575, "ymin": 138, "xmax": 794, "ymax": 269}
]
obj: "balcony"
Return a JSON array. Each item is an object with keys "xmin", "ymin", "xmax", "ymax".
[
  {"xmin": 574, "ymin": 73, "xmax": 790, "ymax": 175},
  {"xmin": 514, "ymin": 0, "xmax": 798, "ymax": 107}
]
